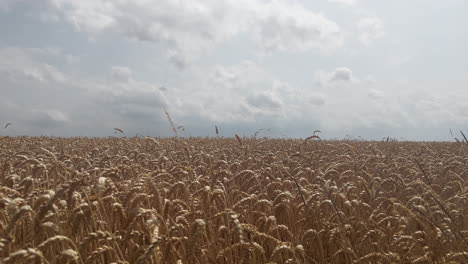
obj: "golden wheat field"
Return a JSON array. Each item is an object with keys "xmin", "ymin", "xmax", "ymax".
[{"xmin": 0, "ymin": 136, "xmax": 467, "ymax": 264}]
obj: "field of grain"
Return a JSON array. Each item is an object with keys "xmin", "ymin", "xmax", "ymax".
[{"xmin": 0, "ymin": 137, "xmax": 467, "ymax": 264}]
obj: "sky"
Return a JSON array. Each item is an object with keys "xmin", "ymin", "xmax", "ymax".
[{"xmin": 0, "ymin": 0, "xmax": 467, "ymax": 140}]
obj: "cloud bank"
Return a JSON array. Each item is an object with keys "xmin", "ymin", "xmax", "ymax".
[{"xmin": 1, "ymin": 0, "xmax": 468, "ymax": 140}]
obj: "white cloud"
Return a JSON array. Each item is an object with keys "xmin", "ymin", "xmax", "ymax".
[
  {"xmin": 327, "ymin": 0, "xmax": 357, "ymax": 6},
  {"xmin": 0, "ymin": 96, "xmax": 19, "ymax": 127},
  {"xmin": 2, "ymin": 0, "xmax": 467, "ymax": 140},
  {"xmin": 167, "ymin": 50, "xmax": 189, "ymax": 71},
  {"xmin": 0, "ymin": 47, "xmax": 67, "ymax": 83},
  {"xmin": 157, "ymin": 61, "xmax": 326, "ymax": 137},
  {"xmin": 0, "ymin": 46, "xmax": 169, "ymax": 135},
  {"xmin": 87, "ymin": 66, "xmax": 168, "ymax": 120},
  {"xmin": 310, "ymin": 94, "xmax": 326, "ymax": 106},
  {"xmin": 31, "ymin": 109, "xmax": 69, "ymax": 123},
  {"xmin": 330, "ymin": 67, "xmax": 353, "ymax": 82},
  {"xmin": 368, "ymin": 88, "xmax": 384, "ymax": 99},
  {"xmin": 184, "ymin": 62, "xmax": 277, "ymax": 123},
  {"xmin": 0, "ymin": 44, "xmax": 466, "ymax": 139},
  {"xmin": 246, "ymin": 92, "xmax": 282, "ymax": 110},
  {"xmin": 104, "ymin": 65, "xmax": 168, "ymax": 117},
  {"xmin": 169, "ymin": 61, "xmax": 312, "ymax": 126},
  {"xmin": 110, "ymin": 66, "xmax": 132, "ymax": 82},
  {"xmin": 253, "ymin": 1, "xmax": 343, "ymax": 52},
  {"xmin": 357, "ymin": 17, "xmax": 385, "ymax": 46},
  {"xmin": 29, "ymin": 0, "xmax": 342, "ymax": 55},
  {"xmin": 16, "ymin": 109, "xmax": 70, "ymax": 134},
  {"xmin": 316, "ymin": 67, "xmax": 356, "ymax": 88}
]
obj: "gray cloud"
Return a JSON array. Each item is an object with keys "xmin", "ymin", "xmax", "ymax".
[
  {"xmin": 0, "ymin": 92, "xmax": 70, "ymax": 136},
  {"xmin": 327, "ymin": 0, "xmax": 357, "ymax": 6},
  {"xmin": 368, "ymin": 89, "xmax": 384, "ymax": 99},
  {"xmin": 167, "ymin": 50, "xmax": 189, "ymax": 71},
  {"xmin": 1, "ymin": 1, "xmax": 468, "ymax": 140},
  {"xmin": 246, "ymin": 92, "xmax": 282, "ymax": 110},
  {"xmin": 309, "ymin": 94, "xmax": 326, "ymax": 106},
  {"xmin": 357, "ymin": 17, "xmax": 385, "ymax": 46},
  {"xmin": 110, "ymin": 66, "xmax": 132, "ymax": 82},
  {"xmin": 167, "ymin": 62, "xmax": 316, "ymax": 129},
  {"xmin": 330, "ymin": 67, "xmax": 353, "ymax": 82},
  {"xmin": 0, "ymin": 47, "xmax": 67, "ymax": 83},
  {"xmin": 254, "ymin": 2, "xmax": 343, "ymax": 52},
  {"xmin": 27, "ymin": 109, "xmax": 69, "ymax": 128},
  {"xmin": 12, "ymin": 0, "xmax": 343, "ymax": 55},
  {"xmin": 0, "ymin": 0, "xmax": 25, "ymax": 11},
  {"xmin": 87, "ymin": 67, "xmax": 168, "ymax": 121},
  {"xmin": 0, "ymin": 47, "xmax": 170, "ymax": 136},
  {"xmin": 316, "ymin": 67, "xmax": 355, "ymax": 88}
]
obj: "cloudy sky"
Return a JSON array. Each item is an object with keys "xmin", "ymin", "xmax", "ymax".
[{"xmin": 1, "ymin": 0, "xmax": 467, "ymax": 140}]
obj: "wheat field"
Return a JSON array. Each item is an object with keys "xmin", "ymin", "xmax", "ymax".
[{"xmin": 0, "ymin": 136, "xmax": 467, "ymax": 263}]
